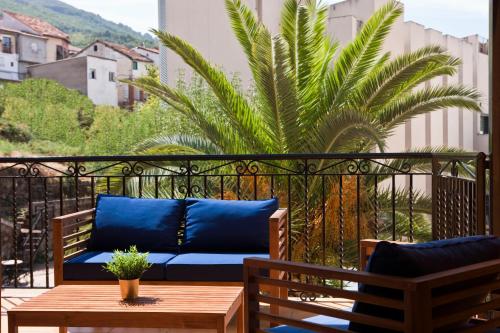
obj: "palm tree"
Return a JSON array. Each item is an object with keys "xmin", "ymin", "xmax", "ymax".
[{"xmin": 127, "ymin": 0, "xmax": 480, "ymax": 266}]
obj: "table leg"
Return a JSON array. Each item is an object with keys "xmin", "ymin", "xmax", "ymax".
[
  {"xmin": 7, "ymin": 313, "xmax": 18, "ymax": 333},
  {"xmin": 59, "ymin": 326, "xmax": 67, "ymax": 333},
  {"xmin": 217, "ymin": 318, "xmax": 227, "ymax": 333},
  {"xmin": 237, "ymin": 302, "xmax": 244, "ymax": 333}
]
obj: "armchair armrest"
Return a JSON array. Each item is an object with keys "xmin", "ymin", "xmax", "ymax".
[
  {"xmin": 244, "ymin": 257, "xmax": 412, "ymax": 333},
  {"xmin": 53, "ymin": 209, "xmax": 95, "ymax": 286},
  {"xmin": 244, "ymin": 257, "xmax": 500, "ymax": 333}
]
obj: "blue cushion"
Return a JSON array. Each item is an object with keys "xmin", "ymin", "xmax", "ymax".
[
  {"xmin": 63, "ymin": 251, "xmax": 176, "ymax": 281},
  {"xmin": 89, "ymin": 195, "xmax": 184, "ymax": 252},
  {"xmin": 165, "ymin": 253, "xmax": 269, "ymax": 282},
  {"xmin": 267, "ymin": 315, "xmax": 349, "ymax": 333},
  {"xmin": 349, "ymin": 236, "xmax": 500, "ymax": 333},
  {"xmin": 182, "ymin": 197, "xmax": 279, "ymax": 252}
]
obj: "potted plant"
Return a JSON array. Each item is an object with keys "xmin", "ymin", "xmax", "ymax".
[{"xmin": 103, "ymin": 245, "xmax": 152, "ymax": 300}]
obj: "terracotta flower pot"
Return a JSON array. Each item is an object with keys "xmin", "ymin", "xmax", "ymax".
[{"xmin": 119, "ymin": 278, "xmax": 140, "ymax": 300}]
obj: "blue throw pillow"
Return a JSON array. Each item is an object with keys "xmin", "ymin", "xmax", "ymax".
[
  {"xmin": 182, "ymin": 197, "xmax": 279, "ymax": 253},
  {"xmin": 89, "ymin": 194, "xmax": 184, "ymax": 252},
  {"xmin": 349, "ymin": 236, "xmax": 500, "ymax": 333}
]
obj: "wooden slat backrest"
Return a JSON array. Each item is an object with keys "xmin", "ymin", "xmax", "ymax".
[
  {"xmin": 244, "ymin": 257, "xmax": 414, "ymax": 333},
  {"xmin": 245, "ymin": 257, "xmax": 500, "ymax": 333}
]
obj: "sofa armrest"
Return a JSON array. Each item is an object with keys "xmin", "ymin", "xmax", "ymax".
[
  {"xmin": 53, "ymin": 209, "xmax": 95, "ymax": 285},
  {"xmin": 269, "ymin": 208, "xmax": 287, "ymax": 262}
]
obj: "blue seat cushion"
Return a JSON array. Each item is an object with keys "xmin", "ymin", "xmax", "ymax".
[
  {"xmin": 89, "ymin": 195, "xmax": 184, "ymax": 252},
  {"xmin": 165, "ymin": 253, "xmax": 269, "ymax": 282},
  {"xmin": 267, "ymin": 316, "xmax": 349, "ymax": 333},
  {"xmin": 182, "ymin": 197, "xmax": 278, "ymax": 253},
  {"xmin": 63, "ymin": 251, "xmax": 176, "ymax": 281},
  {"xmin": 349, "ymin": 236, "xmax": 500, "ymax": 333}
]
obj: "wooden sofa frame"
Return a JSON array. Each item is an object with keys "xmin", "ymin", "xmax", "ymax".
[
  {"xmin": 244, "ymin": 239, "xmax": 500, "ymax": 333},
  {"xmin": 52, "ymin": 207, "xmax": 288, "ymax": 288}
]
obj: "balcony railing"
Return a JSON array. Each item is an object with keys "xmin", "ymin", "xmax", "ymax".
[{"xmin": 0, "ymin": 152, "xmax": 488, "ymax": 288}]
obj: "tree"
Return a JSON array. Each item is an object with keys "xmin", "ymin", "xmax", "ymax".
[{"xmin": 128, "ymin": 0, "xmax": 480, "ymax": 266}]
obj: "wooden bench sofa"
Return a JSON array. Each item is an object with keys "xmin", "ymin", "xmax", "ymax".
[
  {"xmin": 52, "ymin": 196, "xmax": 288, "ymax": 291},
  {"xmin": 245, "ymin": 237, "xmax": 500, "ymax": 333}
]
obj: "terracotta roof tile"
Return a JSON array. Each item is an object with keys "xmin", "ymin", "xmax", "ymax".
[
  {"xmin": 4, "ymin": 10, "xmax": 69, "ymax": 41},
  {"xmin": 96, "ymin": 40, "xmax": 153, "ymax": 62}
]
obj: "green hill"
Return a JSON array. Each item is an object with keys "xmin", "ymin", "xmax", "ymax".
[{"xmin": 0, "ymin": 0, "xmax": 157, "ymax": 48}]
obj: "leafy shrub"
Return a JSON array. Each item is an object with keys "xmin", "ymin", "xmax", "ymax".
[
  {"xmin": 1, "ymin": 79, "xmax": 91, "ymax": 148},
  {"xmin": 0, "ymin": 120, "xmax": 32, "ymax": 143},
  {"xmin": 103, "ymin": 246, "xmax": 152, "ymax": 280}
]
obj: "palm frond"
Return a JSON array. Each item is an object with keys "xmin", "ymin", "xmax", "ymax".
[
  {"xmin": 327, "ymin": 0, "xmax": 403, "ymax": 112},
  {"xmin": 378, "ymin": 85, "xmax": 481, "ymax": 130},
  {"xmin": 225, "ymin": 0, "xmax": 260, "ymax": 66},
  {"xmin": 354, "ymin": 46, "xmax": 457, "ymax": 109},
  {"xmin": 151, "ymin": 29, "xmax": 272, "ymax": 152}
]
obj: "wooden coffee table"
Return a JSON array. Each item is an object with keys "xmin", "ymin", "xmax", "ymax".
[{"xmin": 7, "ymin": 285, "xmax": 244, "ymax": 333}]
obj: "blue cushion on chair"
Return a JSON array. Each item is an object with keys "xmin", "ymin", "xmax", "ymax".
[
  {"xmin": 89, "ymin": 195, "xmax": 184, "ymax": 252},
  {"xmin": 349, "ymin": 236, "xmax": 500, "ymax": 333},
  {"xmin": 267, "ymin": 315, "xmax": 350, "ymax": 333},
  {"xmin": 63, "ymin": 251, "xmax": 176, "ymax": 281},
  {"xmin": 181, "ymin": 198, "xmax": 279, "ymax": 253},
  {"xmin": 165, "ymin": 253, "xmax": 269, "ymax": 282}
]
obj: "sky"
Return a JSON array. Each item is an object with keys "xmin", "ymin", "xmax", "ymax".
[{"xmin": 60, "ymin": 0, "xmax": 489, "ymax": 38}]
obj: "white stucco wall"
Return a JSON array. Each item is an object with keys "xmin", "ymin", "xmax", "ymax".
[
  {"xmin": 133, "ymin": 47, "xmax": 160, "ymax": 66},
  {"xmin": 78, "ymin": 42, "xmax": 151, "ymax": 104},
  {"xmin": 86, "ymin": 56, "xmax": 118, "ymax": 106},
  {"xmin": 162, "ymin": 0, "xmax": 285, "ymax": 86},
  {"xmin": 0, "ymin": 52, "xmax": 19, "ymax": 81}
]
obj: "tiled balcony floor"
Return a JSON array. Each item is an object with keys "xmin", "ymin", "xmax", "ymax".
[{"xmin": 2, "ymin": 288, "xmax": 353, "ymax": 333}]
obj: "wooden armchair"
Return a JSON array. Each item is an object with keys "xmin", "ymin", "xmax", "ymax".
[{"xmin": 244, "ymin": 241, "xmax": 500, "ymax": 333}]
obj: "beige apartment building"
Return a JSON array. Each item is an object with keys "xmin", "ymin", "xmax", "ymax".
[
  {"xmin": 158, "ymin": 0, "xmax": 489, "ymax": 153},
  {"xmin": 328, "ymin": 0, "xmax": 489, "ymax": 154}
]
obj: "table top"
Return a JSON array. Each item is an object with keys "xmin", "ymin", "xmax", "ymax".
[{"xmin": 9, "ymin": 284, "xmax": 244, "ymax": 316}]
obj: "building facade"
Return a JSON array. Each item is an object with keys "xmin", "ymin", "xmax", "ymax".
[
  {"xmin": 133, "ymin": 46, "xmax": 160, "ymax": 66},
  {"xmin": 2, "ymin": 11, "xmax": 70, "ymax": 63},
  {"xmin": 157, "ymin": 0, "xmax": 489, "ymax": 155},
  {"xmin": 76, "ymin": 40, "xmax": 153, "ymax": 106},
  {"xmin": 0, "ymin": 10, "xmax": 70, "ymax": 80},
  {"xmin": 159, "ymin": 0, "xmax": 285, "ymax": 86},
  {"xmin": 328, "ymin": 0, "xmax": 489, "ymax": 154},
  {"xmin": 28, "ymin": 55, "xmax": 118, "ymax": 106}
]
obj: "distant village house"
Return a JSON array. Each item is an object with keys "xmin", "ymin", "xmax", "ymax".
[{"xmin": 0, "ymin": 10, "xmax": 157, "ymax": 107}]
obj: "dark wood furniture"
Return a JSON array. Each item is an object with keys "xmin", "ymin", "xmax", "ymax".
[
  {"xmin": 244, "ymin": 241, "xmax": 500, "ymax": 333},
  {"xmin": 8, "ymin": 285, "xmax": 244, "ymax": 333}
]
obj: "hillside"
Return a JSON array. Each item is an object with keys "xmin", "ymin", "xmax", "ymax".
[{"xmin": 0, "ymin": 0, "xmax": 157, "ymax": 48}]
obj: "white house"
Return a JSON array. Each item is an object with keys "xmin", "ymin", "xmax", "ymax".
[
  {"xmin": 28, "ymin": 55, "xmax": 118, "ymax": 107},
  {"xmin": 75, "ymin": 40, "xmax": 153, "ymax": 107}
]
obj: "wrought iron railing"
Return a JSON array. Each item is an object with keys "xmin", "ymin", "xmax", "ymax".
[{"xmin": 0, "ymin": 153, "xmax": 488, "ymax": 288}]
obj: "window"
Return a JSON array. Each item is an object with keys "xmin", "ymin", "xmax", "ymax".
[
  {"xmin": 480, "ymin": 114, "xmax": 489, "ymax": 135},
  {"xmin": 94, "ymin": 45, "xmax": 98, "ymax": 52},
  {"xmin": 132, "ymin": 61, "xmax": 138, "ymax": 70},
  {"xmin": 2, "ymin": 36, "xmax": 12, "ymax": 54},
  {"xmin": 31, "ymin": 43, "xmax": 39, "ymax": 53},
  {"xmin": 357, "ymin": 20, "xmax": 364, "ymax": 33},
  {"xmin": 89, "ymin": 69, "xmax": 96, "ymax": 80},
  {"xmin": 109, "ymin": 72, "xmax": 115, "ymax": 82}
]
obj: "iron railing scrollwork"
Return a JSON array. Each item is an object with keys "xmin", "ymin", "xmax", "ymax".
[{"xmin": 0, "ymin": 152, "xmax": 488, "ymax": 288}]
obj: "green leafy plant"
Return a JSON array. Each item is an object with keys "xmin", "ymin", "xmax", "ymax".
[{"xmin": 103, "ymin": 246, "xmax": 152, "ymax": 280}]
